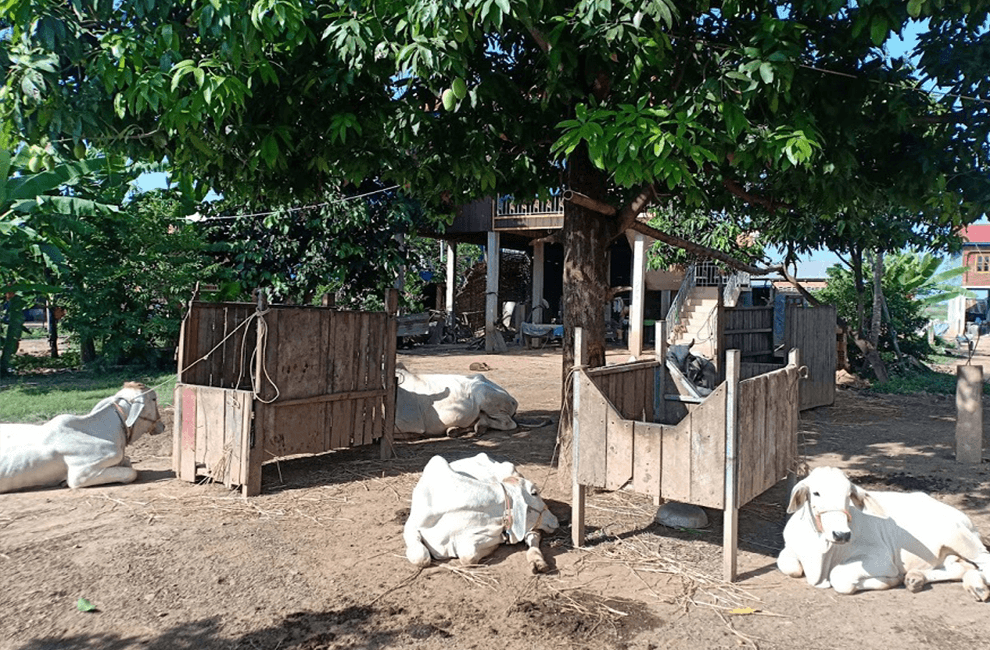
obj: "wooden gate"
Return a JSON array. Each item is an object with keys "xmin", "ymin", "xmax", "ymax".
[
  {"xmin": 784, "ymin": 304, "xmax": 836, "ymax": 410},
  {"xmin": 722, "ymin": 303, "xmax": 835, "ymax": 410},
  {"xmin": 172, "ymin": 293, "xmax": 397, "ymax": 495}
]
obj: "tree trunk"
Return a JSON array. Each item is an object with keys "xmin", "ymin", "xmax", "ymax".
[
  {"xmin": 869, "ymin": 251, "xmax": 884, "ymax": 349},
  {"xmin": 47, "ymin": 300, "xmax": 59, "ymax": 358},
  {"xmin": 81, "ymin": 336, "xmax": 97, "ymax": 364},
  {"xmin": 0, "ymin": 295, "xmax": 26, "ymax": 377},
  {"xmin": 557, "ymin": 144, "xmax": 615, "ymax": 483}
]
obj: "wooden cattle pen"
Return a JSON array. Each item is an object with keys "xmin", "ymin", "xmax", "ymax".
[
  {"xmin": 172, "ymin": 292, "xmax": 398, "ymax": 496},
  {"xmin": 571, "ymin": 326, "xmax": 804, "ymax": 582}
]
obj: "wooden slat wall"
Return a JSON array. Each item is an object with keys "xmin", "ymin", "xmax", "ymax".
[
  {"xmin": 723, "ymin": 306, "xmax": 776, "ymax": 361},
  {"xmin": 736, "ymin": 365, "xmax": 801, "ymax": 505},
  {"xmin": 178, "ymin": 302, "xmax": 258, "ymax": 389},
  {"xmin": 586, "ymin": 360, "xmax": 658, "ymax": 422},
  {"xmin": 173, "ymin": 384, "xmax": 253, "ymax": 485},
  {"xmin": 784, "ymin": 305, "xmax": 836, "ymax": 410},
  {"xmin": 267, "ymin": 307, "xmax": 327, "ymax": 458},
  {"xmin": 174, "ymin": 300, "xmax": 395, "ymax": 494},
  {"xmin": 577, "ymin": 368, "xmax": 727, "ymax": 509}
]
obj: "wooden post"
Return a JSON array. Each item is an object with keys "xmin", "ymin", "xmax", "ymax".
[
  {"xmin": 244, "ymin": 290, "xmax": 269, "ymax": 497},
  {"xmin": 723, "ymin": 349, "xmax": 741, "ymax": 582},
  {"xmin": 654, "ymin": 321, "xmax": 667, "ymax": 424},
  {"xmin": 629, "ymin": 232, "xmax": 646, "ymax": 357},
  {"xmin": 571, "ymin": 327, "xmax": 587, "ymax": 548},
  {"xmin": 485, "ymin": 231, "xmax": 504, "ymax": 353},
  {"xmin": 382, "ymin": 288, "xmax": 399, "ymax": 460},
  {"xmin": 445, "ymin": 241, "xmax": 456, "ymax": 322},
  {"xmin": 531, "ymin": 240, "xmax": 545, "ymax": 324},
  {"xmin": 715, "ymin": 286, "xmax": 725, "ymax": 382},
  {"xmin": 956, "ymin": 365, "xmax": 984, "ymax": 463}
]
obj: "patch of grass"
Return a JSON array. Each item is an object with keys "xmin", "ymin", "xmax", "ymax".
[
  {"xmin": 869, "ymin": 368, "xmax": 990, "ymax": 396},
  {"xmin": 0, "ymin": 368, "xmax": 176, "ymax": 423}
]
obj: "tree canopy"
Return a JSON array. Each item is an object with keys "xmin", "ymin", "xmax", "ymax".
[{"xmin": 2, "ymin": 0, "xmax": 988, "ymax": 378}]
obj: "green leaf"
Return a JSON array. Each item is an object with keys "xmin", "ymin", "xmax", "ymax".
[
  {"xmin": 907, "ymin": 0, "xmax": 923, "ymax": 17},
  {"xmin": 77, "ymin": 598, "xmax": 97, "ymax": 612},
  {"xmin": 452, "ymin": 77, "xmax": 467, "ymax": 100},
  {"xmin": 870, "ymin": 17, "xmax": 888, "ymax": 47},
  {"xmin": 759, "ymin": 62, "xmax": 774, "ymax": 84}
]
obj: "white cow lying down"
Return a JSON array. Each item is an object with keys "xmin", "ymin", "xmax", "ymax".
[
  {"xmin": 777, "ymin": 466, "xmax": 990, "ymax": 601},
  {"xmin": 0, "ymin": 382, "xmax": 165, "ymax": 493},
  {"xmin": 395, "ymin": 367, "xmax": 519, "ymax": 438},
  {"xmin": 404, "ymin": 453, "xmax": 559, "ymax": 573}
]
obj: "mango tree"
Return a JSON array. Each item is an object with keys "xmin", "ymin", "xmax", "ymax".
[{"xmin": 3, "ymin": 0, "xmax": 988, "ymax": 436}]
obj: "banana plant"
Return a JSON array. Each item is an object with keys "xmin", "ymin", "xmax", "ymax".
[{"xmin": 0, "ymin": 148, "xmax": 115, "ymax": 375}]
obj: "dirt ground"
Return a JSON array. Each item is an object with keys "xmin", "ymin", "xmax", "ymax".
[{"xmin": 3, "ymin": 338, "xmax": 990, "ymax": 650}]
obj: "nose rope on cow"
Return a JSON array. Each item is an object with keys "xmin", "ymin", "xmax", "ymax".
[
  {"xmin": 499, "ymin": 481, "xmax": 514, "ymax": 541},
  {"xmin": 812, "ymin": 508, "xmax": 851, "ymax": 534}
]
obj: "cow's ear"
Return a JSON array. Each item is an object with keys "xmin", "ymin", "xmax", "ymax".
[
  {"xmin": 850, "ymin": 485, "xmax": 887, "ymax": 518},
  {"xmin": 123, "ymin": 396, "xmax": 144, "ymax": 428},
  {"xmin": 787, "ymin": 480, "xmax": 809, "ymax": 513}
]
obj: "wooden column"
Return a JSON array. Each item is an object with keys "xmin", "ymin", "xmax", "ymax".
[
  {"xmin": 445, "ymin": 241, "xmax": 456, "ymax": 320},
  {"xmin": 382, "ymin": 288, "xmax": 399, "ymax": 460},
  {"xmin": 245, "ymin": 290, "xmax": 269, "ymax": 497},
  {"xmin": 654, "ymin": 321, "xmax": 667, "ymax": 425},
  {"xmin": 571, "ymin": 327, "xmax": 587, "ymax": 548},
  {"xmin": 485, "ymin": 231, "xmax": 504, "ymax": 353},
  {"xmin": 531, "ymin": 240, "xmax": 545, "ymax": 324},
  {"xmin": 723, "ymin": 349, "xmax": 741, "ymax": 582},
  {"xmin": 629, "ymin": 232, "xmax": 646, "ymax": 357},
  {"xmin": 956, "ymin": 365, "xmax": 984, "ymax": 463}
]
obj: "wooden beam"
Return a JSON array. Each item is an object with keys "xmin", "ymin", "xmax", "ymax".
[
  {"xmin": 485, "ymin": 231, "xmax": 505, "ymax": 353},
  {"xmin": 531, "ymin": 240, "xmax": 545, "ymax": 325},
  {"xmin": 571, "ymin": 327, "xmax": 587, "ymax": 549},
  {"xmin": 629, "ymin": 232, "xmax": 646, "ymax": 357},
  {"xmin": 723, "ymin": 349, "xmax": 741, "ymax": 583}
]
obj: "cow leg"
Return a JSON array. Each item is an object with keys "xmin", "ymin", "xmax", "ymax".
[
  {"xmin": 68, "ymin": 464, "xmax": 138, "ymax": 489},
  {"xmin": 829, "ymin": 561, "xmax": 900, "ymax": 595},
  {"xmin": 962, "ymin": 569, "xmax": 990, "ymax": 601},
  {"xmin": 776, "ymin": 547, "xmax": 804, "ymax": 579},
  {"xmin": 453, "ymin": 530, "xmax": 501, "ymax": 566},
  {"xmin": 905, "ymin": 555, "xmax": 974, "ymax": 593},
  {"xmin": 524, "ymin": 531, "xmax": 550, "ymax": 574}
]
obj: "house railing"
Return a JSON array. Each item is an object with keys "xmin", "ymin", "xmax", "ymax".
[
  {"xmin": 666, "ymin": 263, "xmax": 697, "ymax": 341},
  {"xmin": 493, "ymin": 194, "xmax": 565, "ymax": 231}
]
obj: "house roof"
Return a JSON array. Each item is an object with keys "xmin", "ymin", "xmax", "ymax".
[{"xmin": 960, "ymin": 224, "xmax": 990, "ymax": 244}]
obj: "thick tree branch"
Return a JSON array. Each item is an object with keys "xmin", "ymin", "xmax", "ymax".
[{"xmin": 723, "ymin": 178, "xmax": 792, "ymax": 213}]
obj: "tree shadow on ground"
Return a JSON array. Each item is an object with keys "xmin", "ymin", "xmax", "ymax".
[
  {"xmin": 260, "ymin": 410, "xmax": 560, "ymax": 495},
  {"xmin": 14, "ymin": 605, "xmax": 457, "ymax": 650}
]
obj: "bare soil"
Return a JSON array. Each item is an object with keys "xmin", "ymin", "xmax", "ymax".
[{"xmin": 3, "ymin": 339, "xmax": 990, "ymax": 650}]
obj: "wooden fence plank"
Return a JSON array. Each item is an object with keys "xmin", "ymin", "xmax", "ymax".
[
  {"xmin": 661, "ymin": 413, "xmax": 691, "ymax": 503},
  {"xmin": 200, "ymin": 387, "xmax": 227, "ymax": 478},
  {"xmin": 180, "ymin": 386, "xmax": 197, "ymax": 481},
  {"xmin": 632, "ymin": 421, "xmax": 662, "ymax": 498},
  {"xmin": 737, "ymin": 378, "xmax": 756, "ymax": 505},
  {"xmin": 172, "ymin": 384, "xmax": 182, "ymax": 477},
  {"xmin": 605, "ymin": 405, "xmax": 634, "ymax": 491},
  {"xmin": 332, "ymin": 312, "xmax": 356, "ymax": 449},
  {"xmin": 353, "ymin": 312, "xmax": 372, "ymax": 446},
  {"xmin": 382, "ymin": 291, "xmax": 399, "ymax": 458},
  {"xmin": 689, "ymin": 384, "xmax": 726, "ymax": 508},
  {"xmin": 577, "ymin": 373, "xmax": 607, "ymax": 487}
]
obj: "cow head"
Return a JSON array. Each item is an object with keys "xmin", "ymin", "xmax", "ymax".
[
  {"xmin": 502, "ymin": 475, "xmax": 559, "ymax": 544},
  {"xmin": 114, "ymin": 383, "xmax": 165, "ymax": 443},
  {"xmin": 787, "ymin": 467, "xmax": 887, "ymax": 544}
]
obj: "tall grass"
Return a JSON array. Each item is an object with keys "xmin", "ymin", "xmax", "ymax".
[{"xmin": 0, "ymin": 370, "xmax": 176, "ymax": 423}]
